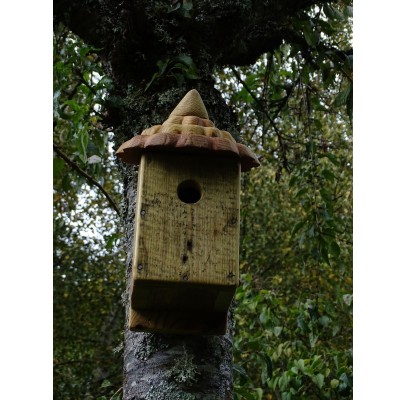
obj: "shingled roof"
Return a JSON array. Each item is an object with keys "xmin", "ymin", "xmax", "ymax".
[{"xmin": 116, "ymin": 89, "xmax": 260, "ymax": 172}]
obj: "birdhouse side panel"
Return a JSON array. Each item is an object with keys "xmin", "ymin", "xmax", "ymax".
[{"xmin": 132, "ymin": 153, "xmax": 240, "ymax": 289}]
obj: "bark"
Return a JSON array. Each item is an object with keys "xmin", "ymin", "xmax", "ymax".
[
  {"xmin": 53, "ymin": 1, "xmax": 328, "ymax": 398},
  {"xmin": 53, "ymin": 0, "xmax": 324, "ymax": 85}
]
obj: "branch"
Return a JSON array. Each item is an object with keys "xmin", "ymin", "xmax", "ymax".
[
  {"xmin": 53, "ymin": 144, "xmax": 121, "ymax": 216},
  {"xmin": 54, "ymin": 359, "xmax": 94, "ymax": 367},
  {"xmin": 230, "ymin": 66, "xmax": 291, "ymax": 171},
  {"xmin": 110, "ymin": 387, "xmax": 123, "ymax": 400}
]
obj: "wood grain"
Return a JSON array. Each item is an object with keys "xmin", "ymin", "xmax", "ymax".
[
  {"xmin": 116, "ymin": 132, "xmax": 260, "ymax": 171},
  {"xmin": 130, "ymin": 152, "xmax": 240, "ymax": 334},
  {"xmin": 116, "ymin": 89, "xmax": 260, "ymax": 171}
]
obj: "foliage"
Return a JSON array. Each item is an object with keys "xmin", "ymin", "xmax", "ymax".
[
  {"xmin": 53, "ymin": 23, "xmax": 124, "ymax": 400},
  {"xmin": 53, "ymin": 22, "xmax": 118, "ymax": 206},
  {"xmin": 233, "ymin": 273, "xmax": 352, "ymax": 400},
  {"xmin": 145, "ymin": 54, "xmax": 200, "ymax": 92},
  {"xmin": 213, "ymin": 2, "xmax": 353, "ymax": 399}
]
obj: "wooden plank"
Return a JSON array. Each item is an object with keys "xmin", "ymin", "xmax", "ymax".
[
  {"xmin": 130, "ymin": 281, "xmax": 236, "ymax": 312},
  {"xmin": 130, "ymin": 152, "xmax": 240, "ymax": 330},
  {"xmin": 129, "ymin": 308, "xmax": 228, "ymax": 335}
]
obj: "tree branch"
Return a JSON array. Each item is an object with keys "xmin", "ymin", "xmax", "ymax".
[
  {"xmin": 110, "ymin": 386, "xmax": 123, "ymax": 400},
  {"xmin": 231, "ymin": 66, "xmax": 291, "ymax": 171},
  {"xmin": 53, "ymin": 144, "xmax": 121, "ymax": 216}
]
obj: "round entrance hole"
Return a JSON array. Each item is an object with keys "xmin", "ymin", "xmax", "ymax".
[{"xmin": 177, "ymin": 180, "xmax": 202, "ymax": 204}]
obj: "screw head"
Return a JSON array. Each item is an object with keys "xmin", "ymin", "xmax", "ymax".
[{"xmin": 137, "ymin": 264, "xmax": 143, "ymax": 271}]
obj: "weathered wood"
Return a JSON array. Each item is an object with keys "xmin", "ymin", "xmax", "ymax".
[
  {"xmin": 115, "ymin": 89, "xmax": 260, "ymax": 171},
  {"xmin": 130, "ymin": 152, "xmax": 240, "ymax": 334},
  {"xmin": 116, "ymin": 132, "xmax": 260, "ymax": 171}
]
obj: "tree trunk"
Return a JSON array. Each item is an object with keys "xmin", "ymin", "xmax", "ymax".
[{"xmin": 117, "ymin": 85, "xmax": 239, "ymax": 400}]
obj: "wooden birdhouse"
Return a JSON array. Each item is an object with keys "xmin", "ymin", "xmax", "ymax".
[{"xmin": 116, "ymin": 89, "xmax": 259, "ymax": 335}]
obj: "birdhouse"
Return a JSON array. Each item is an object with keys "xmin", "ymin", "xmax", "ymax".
[{"xmin": 116, "ymin": 89, "xmax": 259, "ymax": 335}]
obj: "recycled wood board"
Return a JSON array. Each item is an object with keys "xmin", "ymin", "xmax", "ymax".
[
  {"xmin": 129, "ymin": 152, "xmax": 240, "ymax": 334},
  {"xmin": 130, "ymin": 308, "xmax": 228, "ymax": 335}
]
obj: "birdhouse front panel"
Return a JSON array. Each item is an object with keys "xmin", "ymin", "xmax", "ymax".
[{"xmin": 131, "ymin": 152, "xmax": 240, "ymax": 320}]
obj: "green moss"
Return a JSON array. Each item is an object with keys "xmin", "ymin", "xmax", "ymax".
[
  {"xmin": 145, "ymin": 381, "xmax": 196, "ymax": 400},
  {"xmin": 134, "ymin": 333, "xmax": 169, "ymax": 361},
  {"xmin": 169, "ymin": 346, "xmax": 199, "ymax": 386}
]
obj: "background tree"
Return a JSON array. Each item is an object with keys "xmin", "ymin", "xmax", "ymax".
[{"xmin": 53, "ymin": 1, "xmax": 352, "ymax": 399}]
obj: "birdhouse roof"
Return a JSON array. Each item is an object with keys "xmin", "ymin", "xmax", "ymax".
[{"xmin": 116, "ymin": 89, "xmax": 260, "ymax": 172}]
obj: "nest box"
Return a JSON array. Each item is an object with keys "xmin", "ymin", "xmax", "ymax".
[{"xmin": 116, "ymin": 89, "xmax": 259, "ymax": 335}]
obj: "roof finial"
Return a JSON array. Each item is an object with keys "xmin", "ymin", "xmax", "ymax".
[{"xmin": 169, "ymin": 89, "xmax": 209, "ymax": 119}]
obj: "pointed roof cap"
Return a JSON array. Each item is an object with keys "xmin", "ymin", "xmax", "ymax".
[
  {"xmin": 116, "ymin": 89, "xmax": 260, "ymax": 172},
  {"xmin": 169, "ymin": 89, "xmax": 209, "ymax": 119}
]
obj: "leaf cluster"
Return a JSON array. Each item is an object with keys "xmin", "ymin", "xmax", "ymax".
[
  {"xmin": 222, "ymin": 2, "xmax": 353, "ymax": 398},
  {"xmin": 53, "ymin": 23, "xmax": 119, "ymax": 211},
  {"xmin": 53, "ymin": 25, "xmax": 124, "ymax": 400}
]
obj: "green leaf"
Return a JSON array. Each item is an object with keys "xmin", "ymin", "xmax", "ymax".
[
  {"xmin": 157, "ymin": 59, "xmax": 169, "ymax": 75},
  {"xmin": 305, "ymin": 140, "xmax": 314, "ymax": 154},
  {"xmin": 321, "ymin": 244, "xmax": 330, "ymax": 265},
  {"xmin": 302, "ymin": 21, "xmax": 319, "ymax": 47},
  {"xmin": 324, "ymin": 4, "xmax": 344, "ymax": 21},
  {"xmin": 259, "ymin": 310, "xmax": 269, "ymax": 325},
  {"xmin": 246, "ymin": 339, "xmax": 261, "ymax": 351},
  {"xmin": 313, "ymin": 373, "xmax": 325, "ymax": 389},
  {"xmin": 290, "ymin": 366, "xmax": 299, "ymax": 375},
  {"xmin": 182, "ymin": 0, "xmax": 193, "ymax": 12},
  {"xmin": 106, "ymin": 235, "xmax": 116, "ymax": 250},
  {"xmin": 309, "ymin": 332, "xmax": 318, "ymax": 348},
  {"xmin": 318, "ymin": 153, "xmax": 340, "ymax": 166},
  {"xmin": 184, "ymin": 71, "xmax": 200, "ymax": 80},
  {"xmin": 319, "ymin": 315, "xmax": 330, "ymax": 327},
  {"xmin": 344, "ymin": 6, "xmax": 353, "ymax": 17},
  {"xmin": 329, "ymin": 240, "xmax": 341, "ymax": 257},
  {"xmin": 76, "ymin": 129, "xmax": 89, "ymax": 163},
  {"xmin": 174, "ymin": 54, "xmax": 193, "ymax": 67},
  {"xmin": 234, "ymin": 386, "xmax": 257, "ymax": 400},
  {"xmin": 100, "ymin": 379, "xmax": 112, "ymax": 388},
  {"xmin": 330, "ymin": 378, "xmax": 339, "ymax": 389},
  {"xmin": 53, "ymin": 157, "xmax": 65, "ymax": 177},
  {"xmin": 274, "ymin": 326, "xmax": 283, "ymax": 337},
  {"xmin": 334, "ymin": 84, "xmax": 352, "ymax": 108},
  {"xmin": 320, "ymin": 187, "xmax": 332, "ymax": 203},
  {"xmin": 262, "ymin": 353, "xmax": 273, "ymax": 377},
  {"xmin": 168, "ymin": 2, "xmax": 181, "ymax": 12},
  {"xmin": 297, "ymin": 359, "xmax": 305, "ymax": 372},
  {"xmin": 295, "ymin": 187, "xmax": 308, "ymax": 199},
  {"xmin": 61, "ymin": 174, "xmax": 72, "ymax": 191},
  {"xmin": 346, "ymin": 85, "xmax": 353, "ymax": 118},
  {"xmin": 233, "ymin": 364, "xmax": 250, "ymax": 380},
  {"xmin": 307, "ymin": 225, "xmax": 315, "ymax": 238},
  {"xmin": 291, "ymin": 221, "xmax": 306, "ymax": 236},
  {"xmin": 339, "ymin": 372, "xmax": 350, "ymax": 391},
  {"xmin": 289, "ymin": 175, "xmax": 299, "ymax": 188},
  {"xmin": 321, "ymin": 169, "xmax": 335, "ymax": 182}
]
